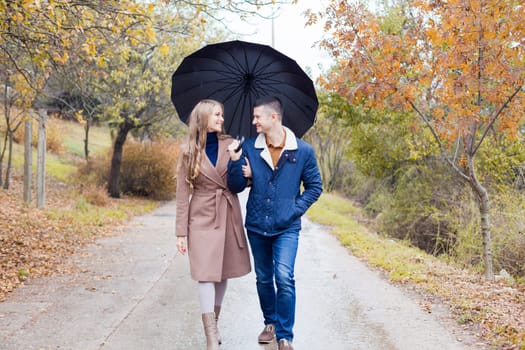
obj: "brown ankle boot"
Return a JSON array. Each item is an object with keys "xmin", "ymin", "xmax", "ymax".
[
  {"xmin": 201, "ymin": 312, "xmax": 220, "ymax": 350},
  {"xmin": 214, "ymin": 305, "xmax": 222, "ymax": 344}
]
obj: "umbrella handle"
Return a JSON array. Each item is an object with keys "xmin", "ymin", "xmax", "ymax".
[{"xmin": 234, "ymin": 136, "xmax": 245, "ymax": 152}]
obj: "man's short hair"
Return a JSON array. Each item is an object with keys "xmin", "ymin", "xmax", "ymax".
[{"xmin": 254, "ymin": 96, "xmax": 283, "ymax": 117}]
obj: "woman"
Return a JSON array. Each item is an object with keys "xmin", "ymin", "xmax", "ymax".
[{"xmin": 175, "ymin": 99, "xmax": 251, "ymax": 350}]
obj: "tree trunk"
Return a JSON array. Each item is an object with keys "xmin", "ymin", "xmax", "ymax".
[
  {"xmin": 0, "ymin": 101, "xmax": 10, "ymax": 188},
  {"xmin": 467, "ymin": 154, "xmax": 494, "ymax": 280},
  {"xmin": 84, "ymin": 120, "xmax": 91, "ymax": 160},
  {"xmin": 108, "ymin": 120, "xmax": 133, "ymax": 198},
  {"xmin": 3, "ymin": 131, "xmax": 14, "ymax": 189},
  {"xmin": 0, "ymin": 131, "xmax": 7, "ymax": 188},
  {"xmin": 36, "ymin": 111, "xmax": 47, "ymax": 208}
]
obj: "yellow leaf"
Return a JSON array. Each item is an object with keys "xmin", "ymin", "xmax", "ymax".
[
  {"xmin": 74, "ymin": 111, "xmax": 85, "ymax": 124},
  {"xmin": 145, "ymin": 26, "xmax": 156, "ymax": 42},
  {"xmin": 97, "ymin": 56, "xmax": 106, "ymax": 68},
  {"xmin": 159, "ymin": 43, "xmax": 169, "ymax": 56}
]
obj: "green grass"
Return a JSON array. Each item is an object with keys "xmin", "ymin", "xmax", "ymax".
[
  {"xmin": 307, "ymin": 192, "xmax": 432, "ymax": 283},
  {"xmin": 8, "ymin": 135, "xmax": 81, "ymax": 184},
  {"xmin": 46, "ymin": 197, "xmax": 158, "ymax": 231},
  {"xmin": 58, "ymin": 120, "xmax": 112, "ymax": 157},
  {"xmin": 46, "ymin": 156, "xmax": 78, "ymax": 183}
]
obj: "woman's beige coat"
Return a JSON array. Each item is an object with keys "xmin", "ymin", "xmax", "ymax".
[{"xmin": 176, "ymin": 136, "xmax": 251, "ymax": 282}]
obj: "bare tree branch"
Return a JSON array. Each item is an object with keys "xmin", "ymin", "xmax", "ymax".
[
  {"xmin": 473, "ymin": 86, "xmax": 523, "ymax": 155},
  {"xmin": 409, "ymin": 101, "xmax": 469, "ymax": 181}
]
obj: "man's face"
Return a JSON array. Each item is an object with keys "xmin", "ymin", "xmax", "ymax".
[{"xmin": 252, "ymin": 105, "xmax": 274, "ymax": 134}]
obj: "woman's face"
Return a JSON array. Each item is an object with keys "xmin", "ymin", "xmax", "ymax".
[{"xmin": 207, "ymin": 105, "xmax": 224, "ymax": 133}]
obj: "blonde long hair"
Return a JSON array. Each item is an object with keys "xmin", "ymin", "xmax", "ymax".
[{"xmin": 183, "ymin": 99, "xmax": 225, "ymax": 187}]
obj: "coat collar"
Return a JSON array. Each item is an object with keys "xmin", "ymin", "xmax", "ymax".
[
  {"xmin": 199, "ymin": 136, "xmax": 230, "ymax": 187},
  {"xmin": 254, "ymin": 126, "xmax": 298, "ymax": 150},
  {"xmin": 254, "ymin": 126, "xmax": 297, "ymax": 170}
]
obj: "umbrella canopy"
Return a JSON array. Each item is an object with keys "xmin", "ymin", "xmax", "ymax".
[{"xmin": 171, "ymin": 40, "xmax": 318, "ymax": 138}]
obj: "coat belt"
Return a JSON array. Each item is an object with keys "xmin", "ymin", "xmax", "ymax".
[{"xmin": 214, "ymin": 188, "xmax": 245, "ymax": 249}]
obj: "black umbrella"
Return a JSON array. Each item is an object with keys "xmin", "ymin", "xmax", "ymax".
[{"xmin": 171, "ymin": 40, "xmax": 318, "ymax": 138}]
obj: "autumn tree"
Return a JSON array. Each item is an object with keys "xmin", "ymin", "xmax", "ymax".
[
  {"xmin": 314, "ymin": 0, "xmax": 525, "ymax": 279},
  {"xmin": 0, "ymin": 0, "xmax": 152, "ymax": 190},
  {"xmin": 1, "ymin": 0, "xmax": 301, "ymax": 197},
  {"xmin": 83, "ymin": 2, "xmax": 231, "ymax": 198},
  {"xmin": 46, "ymin": 2, "xmax": 199, "ymax": 162}
]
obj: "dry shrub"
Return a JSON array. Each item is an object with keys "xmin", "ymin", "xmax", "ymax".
[
  {"xmin": 498, "ymin": 234, "xmax": 525, "ymax": 277},
  {"xmin": 120, "ymin": 139, "xmax": 180, "ymax": 200},
  {"xmin": 13, "ymin": 117, "xmax": 64, "ymax": 154},
  {"xmin": 489, "ymin": 192, "xmax": 525, "ymax": 277},
  {"xmin": 76, "ymin": 139, "xmax": 180, "ymax": 200},
  {"xmin": 76, "ymin": 152, "xmax": 111, "ymax": 187},
  {"xmin": 45, "ymin": 119, "xmax": 65, "ymax": 154},
  {"xmin": 81, "ymin": 184, "xmax": 110, "ymax": 206},
  {"xmin": 379, "ymin": 163, "xmax": 461, "ymax": 256}
]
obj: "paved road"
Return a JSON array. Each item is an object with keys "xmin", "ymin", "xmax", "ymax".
[{"xmin": 0, "ymin": 193, "xmax": 482, "ymax": 349}]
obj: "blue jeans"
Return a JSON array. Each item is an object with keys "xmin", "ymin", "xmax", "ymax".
[{"xmin": 247, "ymin": 230, "xmax": 299, "ymax": 342}]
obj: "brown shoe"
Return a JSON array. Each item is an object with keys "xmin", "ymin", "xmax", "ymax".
[
  {"xmin": 257, "ymin": 324, "xmax": 275, "ymax": 344},
  {"xmin": 278, "ymin": 339, "xmax": 294, "ymax": 350}
]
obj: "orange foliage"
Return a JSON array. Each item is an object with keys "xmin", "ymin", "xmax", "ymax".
[{"xmin": 317, "ymin": 0, "xmax": 524, "ymax": 147}]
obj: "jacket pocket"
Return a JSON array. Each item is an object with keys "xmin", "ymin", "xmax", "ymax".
[{"xmin": 274, "ymin": 198, "xmax": 298, "ymax": 230}]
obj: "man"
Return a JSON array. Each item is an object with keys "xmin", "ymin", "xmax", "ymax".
[{"xmin": 227, "ymin": 96, "xmax": 322, "ymax": 350}]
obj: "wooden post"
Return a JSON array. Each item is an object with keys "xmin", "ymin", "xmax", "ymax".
[
  {"xmin": 36, "ymin": 109, "xmax": 46, "ymax": 208},
  {"xmin": 23, "ymin": 119, "xmax": 32, "ymax": 203}
]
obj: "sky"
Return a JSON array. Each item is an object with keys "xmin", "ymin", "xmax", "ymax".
[{"xmin": 225, "ymin": 0, "xmax": 333, "ymax": 79}]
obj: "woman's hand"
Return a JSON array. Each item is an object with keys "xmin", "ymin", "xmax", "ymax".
[
  {"xmin": 227, "ymin": 139, "xmax": 242, "ymax": 161},
  {"xmin": 242, "ymin": 157, "xmax": 252, "ymax": 178},
  {"xmin": 176, "ymin": 236, "xmax": 187, "ymax": 255}
]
